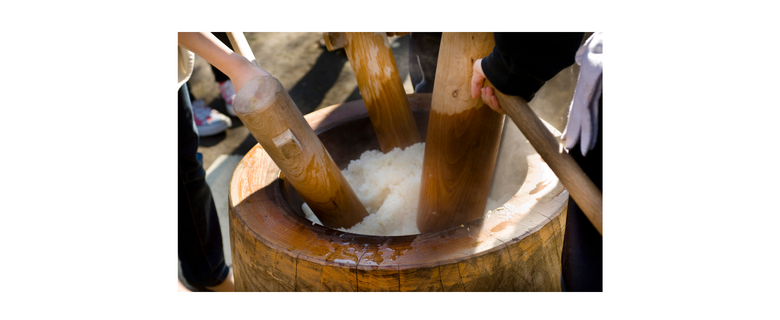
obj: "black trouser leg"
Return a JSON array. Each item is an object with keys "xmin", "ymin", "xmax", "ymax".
[
  {"xmin": 177, "ymin": 83, "xmax": 229, "ymax": 287},
  {"xmin": 561, "ymin": 95, "xmax": 603, "ymax": 292}
]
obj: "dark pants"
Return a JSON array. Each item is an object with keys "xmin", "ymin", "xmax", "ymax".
[
  {"xmin": 178, "ymin": 83, "xmax": 229, "ymax": 287},
  {"xmin": 561, "ymin": 95, "xmax": 603, "ymax": 292}
]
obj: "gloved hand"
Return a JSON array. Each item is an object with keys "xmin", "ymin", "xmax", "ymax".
[{"xmin": 562, "ymin": 32, "xmax": 602, "ymax": 157}]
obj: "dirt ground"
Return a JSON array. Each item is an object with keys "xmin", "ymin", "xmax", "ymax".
[{"xmin": 187, "ymin": 32, "xmax": 415, "ymax": 170}]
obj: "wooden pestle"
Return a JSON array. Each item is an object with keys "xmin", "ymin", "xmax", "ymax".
[
  {"xmin": 417, "ymin": 33, "xmax": 505, "ymax": 233},
  {"xmin": 323, "ymin": 32, "xmax": 421, "ymax": 153},
  {"xmin": 226, "ymin": 32, "xmax": 258, "ymax": 67},
  {"xmin": 225, "ymin": 32, "xmax": 368, "ymax": 229},
  {"xmin": 233, "ymin": 78, "xmax": 369, "ymax": 229},
  {"xmin": 490, "ymin": 89, "xmax": 603, "ymax": 235}
]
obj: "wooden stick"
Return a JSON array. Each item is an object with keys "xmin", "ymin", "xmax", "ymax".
[
  {"xmin": 234, "ymin": 76, "xmax": 369, "ymax": 229},
  {"xmin": 324, "ymin": 32, "xmax": 421, "ymax": 153},
  {"xmin": 226, "ymin": 32, "xmax": 258, "ymax": 67},
  {"xmin": 227, "ymin": 34, "xmax": 368, "ymax": 228},
  {"xmin": 491, "ymin": 89, "xmax": 603, "ymax": 235},
  {"xmin": 417, "ymin": 33, "xmax": 504, "ymax": 233},
  {"xmin": 178, "ymin": 32, "xmax": 267, "ymax": 102}
]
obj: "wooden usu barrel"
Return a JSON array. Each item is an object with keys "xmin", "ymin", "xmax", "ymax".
[{"xmin": 228, "ymin": 93, "xmax": 569, "ymax": 291}]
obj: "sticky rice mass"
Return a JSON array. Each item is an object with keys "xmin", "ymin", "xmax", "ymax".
[{"xmin": 303, "ymin": 142, "xmax": 425, "ymax": 236}]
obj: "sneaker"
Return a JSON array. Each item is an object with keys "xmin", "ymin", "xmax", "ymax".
[
  {"xmin": 218, "ymin": 80, "xmax": 237, "ymax": 116},
  {"xmin": 192, "ymin": 99, "xmax": 231, "ymax": 137}
]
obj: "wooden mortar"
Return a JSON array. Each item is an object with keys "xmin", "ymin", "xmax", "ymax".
[
  {"xmin": 228, "ymin": 94, "xmax": 569, "ymax": 291},
  {"xmin": 233, "ymin": 75, "xmax": 369, "ymax": 229}
]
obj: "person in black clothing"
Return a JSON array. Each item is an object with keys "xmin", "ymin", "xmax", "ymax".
[{"xmin": 471, "ymin": 32, "xmax": 603, "ymax": 292}]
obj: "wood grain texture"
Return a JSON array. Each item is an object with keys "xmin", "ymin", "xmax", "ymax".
[
  {"xmin": 229, "ymin": 94, "xmax": 569, "ymax": 291},
  {"xmin": 491, "ymin": 89, "xmax": 603, "ymax": 235},
  {"xmin": 342, "ymin": 32, "xmax": 421, "ymax": 153},
  {"xmin": 417, "ymin": 32, "xmax": 505, "ymax": 233},
  {"xmin": 233, "ymin": 75, "xmax": 368, "ymax": 229}
]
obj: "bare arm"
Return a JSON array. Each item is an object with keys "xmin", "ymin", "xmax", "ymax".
[{"xmin": 177, "ymin": 32, "xmax": 270, "ymax": 93}]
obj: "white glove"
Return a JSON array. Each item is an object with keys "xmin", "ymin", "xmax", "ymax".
[{"xmin": 562, "ymin": 32, "xmax": 602, "ymax": 157}]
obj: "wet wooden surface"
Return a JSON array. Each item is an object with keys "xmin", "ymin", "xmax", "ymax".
[
  {"xmin": 339, "ymin": 32, "xmax": 421, "ymax": 153},
  {"xmin": 229, "ymin": 94, "xmax": 568, "ymax": 291},
  {"xmin": 417, "ymin": 33, "xmax": 505, "ymax": 233},
  {"xmin": 492, "ymin": 89, "xmax": 602, "ymax": 234},
  {"xmin": 233, "ymin": 75, "xmax": 368, "ymax": 229}
]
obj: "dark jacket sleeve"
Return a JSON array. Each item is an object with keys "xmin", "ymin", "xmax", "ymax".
[{"xmin": 481, "ymin": 32, "xmax": 584, "ymax": 102}]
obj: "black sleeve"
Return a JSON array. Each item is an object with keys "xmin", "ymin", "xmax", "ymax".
[{"xmin": 481, "ymin": 32, "xmax": 584, "ymax": 102}]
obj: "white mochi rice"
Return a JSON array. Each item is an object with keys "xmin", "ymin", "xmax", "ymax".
[{"xmin": 303, "ymin": 142, "xmax": 425, "ymax": 236}]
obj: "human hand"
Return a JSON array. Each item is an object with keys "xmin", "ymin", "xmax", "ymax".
[
  {"xmin": 471, "ymin": 59, "xmax": 504, "ymax": 114},
  {"xmin": 562, "ymin": 32, "xmax": 602, "ymax": 157}
]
